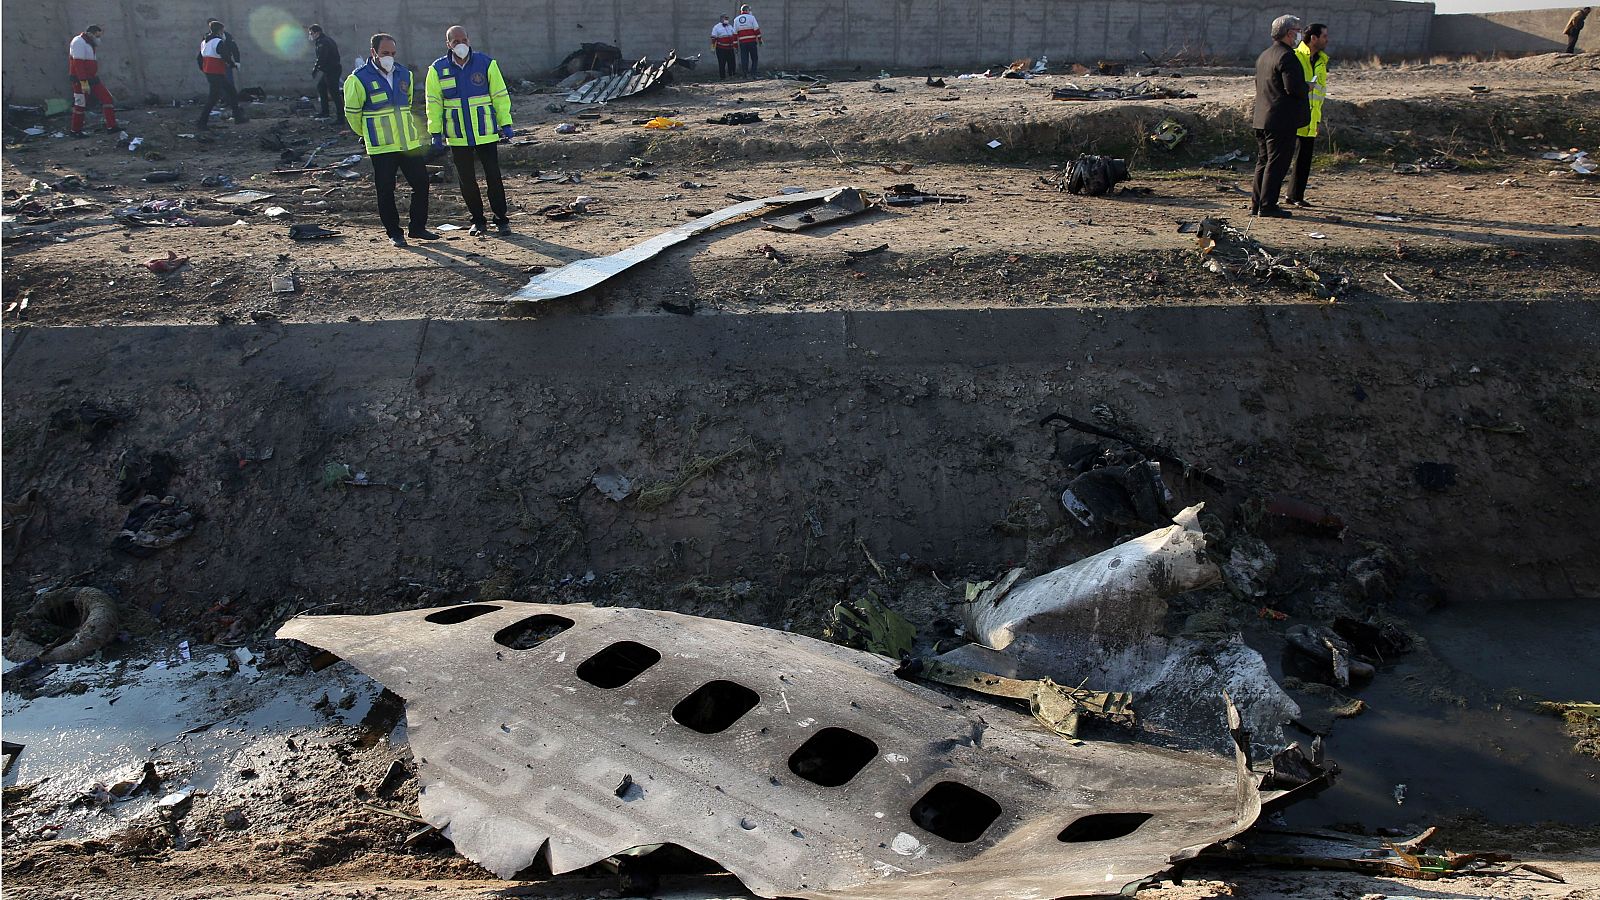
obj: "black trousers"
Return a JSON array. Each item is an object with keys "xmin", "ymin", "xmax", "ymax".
[
  {"xmin": 198, "ymin": 72, "xmax": 241, "ymax": 126},
  {"xmin": 1286, "ymin": 134, "xmax": 1316, "ymax": 204},
  {"xmin": 451, "ymin": 143, "xmax": 507, "ymax": 227},
  {"xmin": 1252, "ymin": 128, "xmax": 1296, "ymax": 212},
  {"xmin": 1566, "ymin": 33, "xmax": 1580, "ymax": 53},
  {"xmin": 739, "ymin": 43, "xmax": 759, "ymax": 75},
  {"xmin": 716, "ymin": 47, "xmax": 737, "ymax": 78},
  {"xmin": 370, "ymin": 151, "xmax": 430, "ymax": 237},
  {"xmin": 315, "ymin": 70, "xmax": 340, "ymax": 116}
]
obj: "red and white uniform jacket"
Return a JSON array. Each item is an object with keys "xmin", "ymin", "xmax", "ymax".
[
  {"xmin": 733, "ymin": 13, "xmax": 762, "ymax": 44},
  {"xmin": 69, "ymin": 33, "xmax": 100, "ymax": 81},
  {"xmin": 711, "ymin": 23, "xmax": 737, "ymax": 49},
  {"xmin": 199, "ymin": 35, "xmax": 227, "ymax": 75}
]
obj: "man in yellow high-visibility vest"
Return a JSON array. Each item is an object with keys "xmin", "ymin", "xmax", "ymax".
[
  {"xmin": 425, "ymin": 25, "xmax": 514, "ymax": 236},
  {"xmin": 344, "ymin": 33, "xmax": 435, "ymax": 247},
  {"xmin": 1286, "ymin": 24, "xmax": 1329, "ymax": 209}
]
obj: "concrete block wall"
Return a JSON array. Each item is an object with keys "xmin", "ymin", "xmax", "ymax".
[
  {"xmin": 4, "ymin": 0, "xmax": 1438, "ymax": 106},
  {"xmin": 1430, "ymin": 8, "xmax": 1587, "ymax": 55}
]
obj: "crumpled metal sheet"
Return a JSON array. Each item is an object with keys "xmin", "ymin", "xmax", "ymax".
[
  {"xmin": 505, "ymin": 188, "xmax": 843, "ymax": 303},
  {"xmin": 951, "ymin": 505, "xmax": 1300, "ymax": 753},
  {"xmin": 278, "ymin": 601, "xmax": 1261, "ymax": 899},
  {"xmin": 566, "ymin": 53, "xmax": 679, "ymax": 103},
  {"xmin": 761, "ymin": 187, "xmax": 870, "ymax": 232},
  {"xmin": 970, "ymin": 505, "xmax": 1218, "ymax": 651}
]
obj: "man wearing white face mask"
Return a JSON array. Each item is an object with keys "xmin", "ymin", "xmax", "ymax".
[
  {"xmin": 345, "ymin": 33, "xmax": 434, "ymax": 247},
  {"xmin": 426, "ymin": 25, "xmax": 514, "ymax": 236}
]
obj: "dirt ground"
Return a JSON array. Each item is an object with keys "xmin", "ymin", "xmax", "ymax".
[
  {"xmin": 2, "ymin": 54, "xmax": 1597, "ymax": 326},
  {"xmin": 4, "ymin": 54, "xmax": 1600, "ymax": 900}
]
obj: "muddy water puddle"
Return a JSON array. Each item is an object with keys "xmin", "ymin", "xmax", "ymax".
[
  {"xmin": 2, "ymin": 648, "xmax": 382, "ymax": 840},
  {"xmin": 1285, "ymin": 598, "xmax": 1600, "ymax": 828}
]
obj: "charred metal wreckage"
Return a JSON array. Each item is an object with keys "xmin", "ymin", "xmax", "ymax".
[
  {"xmin": 279, "ymin": 561, "xmax": 1321, "ymax": 899},
  {"xmin": 565, "ymin": 53, "xmax": 682, "ymax": 104}
]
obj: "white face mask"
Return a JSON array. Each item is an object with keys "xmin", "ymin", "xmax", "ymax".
[
  {"xmin": 452, "ymin": 43, "xmax": 470, "ymax": 60},
  {"xmin": 375, "ymin": 55, "xmax": 396, "ymax": 73}
]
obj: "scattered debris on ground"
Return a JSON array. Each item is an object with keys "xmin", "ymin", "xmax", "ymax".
[
  {"xmin": 1052, "ymin": 80, "xmax": 1197, "ymax": 101},
  {"xmin": 1187, "ymin": 217, "xmax": 1351, "ymax": 298}
]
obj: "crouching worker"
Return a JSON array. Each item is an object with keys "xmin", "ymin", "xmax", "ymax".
[
  {"xmin": 345, "ymin": 33, "xmax": 435, "ymax": 247},
  {"xmin": 426, "ymin": 25, "xmax": 514, "ymax": 236}
]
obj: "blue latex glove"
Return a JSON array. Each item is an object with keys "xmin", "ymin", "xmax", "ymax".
[
  {"xmin": 431, "ymin": 134, "xmax": 445, "ymax": 150},
  {"xmin": 499, "ymin": 125, "xmax": 513, "ymax": 141}
]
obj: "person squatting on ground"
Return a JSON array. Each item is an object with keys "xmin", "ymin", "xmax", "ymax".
[
  {"xmin": 1285, "ymin": 23, "xmax": 1330, "ymax": 208},
  {"xmin": 712, "ymin": 16, "xmax": 739, "ymax": 78},
  {"xmin": 68, "ymin": 25, "xmax": 118, "ymax": 135},
  {"xmin": 345, "ymin": 33, "xmax": 435, "ymax": 247},
  {"xmin": 196, "ymin": 20, "xmax": 247, "ymax": 128},
  {"xmin": 733, "ymin": 5, "xmax": 762, "ymax": 75},
  {"xmin": 308, "ymin": 24, "xmax": 342, "ymax": 119},
  {"xmin": 1566, "ymin": 7, "xmax": 1591, "ymax": 53},
  {"xmin": 1250, "ymin": 14, "xmax": 1310, "ymax": 218},
  {"xmin": 427, "ymin": 25, "xmax": 515, "ymax": 236}
]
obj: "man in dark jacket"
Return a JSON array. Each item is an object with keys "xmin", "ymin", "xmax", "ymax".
[
  {"xmin": 1250, "ymin": 14, "xmax": 1310, "ymax": 218},
  {"xmin": 308, "ymin": 24, "xmax": 342, "ymax": 119}
]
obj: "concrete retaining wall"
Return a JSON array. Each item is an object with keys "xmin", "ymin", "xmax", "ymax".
[
  {"xmin": 3, "ymin": 0, "xmax": 1436, "ymax": 105},
  {"xmin": 1430, "ymin": 8, "xmax": 1585, "ymax": 55},
  {"xmin": 3, "ymin": 303, "xmax": 1598, "ymax": 610}
]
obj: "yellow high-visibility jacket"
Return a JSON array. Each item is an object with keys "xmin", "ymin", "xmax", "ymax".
[
  {"xmin": 1295, "ymin": 44, "xmax": 1328, "ymax": 139},
  {"xmin": 343, "ymin": 61, "xmax": 425, "ymax": 155},
  {"xmin": 425, "ymin": 52, "xmax": 512, "ymax": 146}
]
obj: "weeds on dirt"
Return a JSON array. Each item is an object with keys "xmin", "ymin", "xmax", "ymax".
[
  {"xmin": 1432, "ymin": 125, "xmax": 1506, "ymax": 171},
  {"xmin": 1312, "ymin": 149, "xmax": 1361, "ymax": 171},
  {"xmin": 1139, "ymin": 168, "xmax": 1211, "ymax": 181},
  {"xmin": 636, "ymin": 441, "xmax": 753, "ymax": 511},
  {"xmin": 1538, "ymin": 701, "xmax": 1600, "ymax": 759},
  {"xmin": 1123, "ymin": 117, "xmax": 1153, "ymax": 169}
]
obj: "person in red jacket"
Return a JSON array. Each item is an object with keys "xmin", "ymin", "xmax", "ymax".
[
  {"xmin": 733, "ymin": 5, "xmax": 762, "ymax": 76},
  {"xmin": 68, "ymin": 25, "xmax": 118, "ymax": 135},
  {"xmin": 196, "ymin": 20, "xmax": 247, "ymax": 129},
  {"xmin": 711, "ymin": 16, "xmax": 738, "ymax": 79}
]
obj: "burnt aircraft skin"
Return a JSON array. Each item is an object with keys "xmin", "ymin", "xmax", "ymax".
[
  {"xmin": 278, "ymin": 602, "xmax": 1259, "ymax": 899},
  {"xmin": 566, "ymin": 53, "xmax": 680, "ymax": 103}
]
